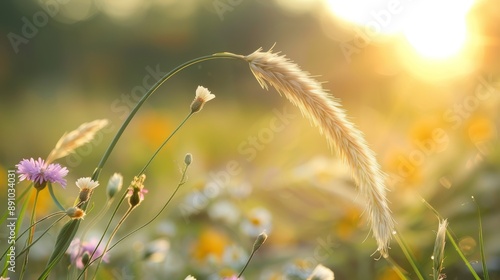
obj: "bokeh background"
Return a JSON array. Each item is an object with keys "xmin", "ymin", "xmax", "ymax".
[{"xmin": 1, "ymin": 0, "xmax": 500, "ymax": 279}]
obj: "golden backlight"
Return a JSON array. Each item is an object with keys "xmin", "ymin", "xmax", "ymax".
[
  {"xmin": 402, "ymin": 0, "xmax": 475, "ymax": 60},
  {"xmin": 325, "ymin": 0, "xmax": 477, "ymax": 60}
]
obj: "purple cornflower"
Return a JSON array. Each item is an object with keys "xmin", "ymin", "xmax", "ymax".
[
  {"xmin": 67, "ymin": 238, "xmax": 109, "ymax": 269},
  {"xmin": 16, "ymin": 157, "xmax": 68, "ymax": 189}
]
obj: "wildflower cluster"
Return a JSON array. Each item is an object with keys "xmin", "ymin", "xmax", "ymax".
[{"xmin": 3, "ymin": 47, "xmax": 481, "ymax": 280}]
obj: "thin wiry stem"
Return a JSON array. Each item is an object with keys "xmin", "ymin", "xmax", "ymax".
[
  {"xmin": 20, "ymin": 189, "xmax": 40, "ymax": 280},
  {"xmin": 16, "ymin": 214, "xmax": 66, "ymax": 260},
  {"xmin": 393, "ymin": 230, "xmax": 425, "ymax": 280},
  {"xmin": 472, "ymin": 196, "xmax": 490, "ymax": 280},
  {"xmin": 90, "ymin": 53, "xmax": 239, "ymax": 182},
  {"xmin": 88, "ymin": 207, "xmax": 134, "ymax": 280},
  {"xmin": 90, "ymin": 160, "xmax": 190, "ymax": 260},
  {"xmin": 385, "ymin": 256, "xmax": 410, "ymax": 280},
  {"xmin": 138, "ymin": 112, "xmax": 193, "ymax": 176},
  {"xmin": 1, "ymin": 184, "xmax": 32, "ymax": 275},
  {"xmin": 43, "ymin": 53, "xmax": 239, "ymax": 279}
]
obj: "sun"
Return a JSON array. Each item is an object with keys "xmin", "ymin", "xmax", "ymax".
[{"xmin": 401, "ymin": 0, "xmax": 475, "ymax": 60}]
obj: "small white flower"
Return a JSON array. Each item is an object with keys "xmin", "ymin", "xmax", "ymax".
[
  {"xmin": 284, "ymin": 259, "xmax": 314, "ymax": 279},
  {"xmin": 76, "ymin": 177, "xmax": 99, "ymax": 203},
  {"xmin": 228, "ymin": 182, "xmax": 252, "ymax": 198},
  {"xmin": 190, "ymin": 86, "xmax": 215, "ymax": 113},
  {"xmin": 144, "ymin": 239, "xmax": 170, "ymax": 263},
  {"xmin": 307, "ymin": 264, "xmax": 335, "ymax": 280},
  {"xmin": 157, "ymin": 221, "xmax": 177, "ymax": 237},
  {"xmin": 181, "ymin": 191, "xmax": 209, "ymax": 216},
  {"xmin": 208, "ymin": 200, "xmax": 240, "ymax": 225},
  {"xmin": 240, "ymin": 207, "xmax": 272, "ymax": 237},
  {"xmin": 76, "ymin": 177, "xmax": 99, "ymax": 190},
  {"xmin": 222, "ymin": 244, "xmax": 248, "ymax": 268},
  {"xmin": 185, "ymin": 276, "xmax": 197, "ymax": 280}
]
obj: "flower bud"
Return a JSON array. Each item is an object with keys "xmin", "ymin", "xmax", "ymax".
[
  {"xmin": 106, "ymin": 173, "xmax": 123, "ymax": 199},
  {"xmin": 81, "ymin": 252, "xmax": 90, "ymax": 267},
  {"xmin": 252, "ymin": 232, "xmax": 268, "ymax": 252},
  {"xmin": 184, "ymin": 153, "xmax": 193, "ymax": 166},
  {"xmin": 127, "ymin": 174, "xmax": 147, "ymax": 208},
  {"xmin": 66, "ymin": 207, "xmax": 86, "ymax": 220},
  {"xmin": 34, "ymin": 181, "xmax": 47, "ymax": 191}
]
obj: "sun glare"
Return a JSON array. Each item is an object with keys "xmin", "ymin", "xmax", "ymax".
[
  {"xmin": 325, "ymin": 0, "xmax": 477, "ymax": 61},
  {"xmin": 401, "ymin": 0, "xmax": 475, "ymax": 60}
]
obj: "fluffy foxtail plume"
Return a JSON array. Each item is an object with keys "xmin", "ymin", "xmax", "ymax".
[
  {"xmin": 244, "ymin": 48, "xmax": 394, "ymax": 257},
  {"xmin": 46, "ymin": 119, "xmax": 109, "ymax": 164}
]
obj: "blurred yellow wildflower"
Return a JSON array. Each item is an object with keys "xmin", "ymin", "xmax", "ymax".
[
  {"xmin": 335, "ymin": 207, "xmax": 361, "ymax": 241},
  {"xmin": 138, "ymin": 111, "xmax": 172, "ymax": 148},
  {"xmin": 467, "ymin": 115, "xmax": 497, "ymax": 143},
  {"xmin": 191, "ymin": 228, "xmax": 229, "ymax": 263}
]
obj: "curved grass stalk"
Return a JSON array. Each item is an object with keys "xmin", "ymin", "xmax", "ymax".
[
  {"xmin": 89, "ymin": 53, "xmax": 239, "ymax": 182},
  {"xmin": 43, "ymin": 47, "xmax": 395, "ymax": 277},
  {"xmin": 41, "ymin": 52, "xmax": 239, "ymax": 279}
]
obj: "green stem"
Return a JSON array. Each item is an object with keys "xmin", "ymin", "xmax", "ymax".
[
  {"xmin": 45, "ymin": 51, "xmax": 244, "ymax": 279},
  {"xmin": 472, "ymin": 196, "xmax": 489, "ymax": 280},
  {"xmin": 421, "ymin": 197, "xmax": 482, "ymax": 279},
  {"xmin": 78, "ymin": 191, "xmax": 128, "ymax": 278},
  {"xmin": 105, "ymin": 161, "xmax": 190, "ymax": 254},
  {"xmin": 445, "ymin": 230, "xmax": 481, "ymax": 279},
  {"xmin": 393, "ymin": 230, "xmax": 425, "ymax": 280},
  {"xmin": 20, "ymin": 189, "xmax": 40, "ymax": 280},
  {"xmin": 48, "ymin": 182, "xmax": 65, "ymax": 211},
  {"xmin": 78, "ymin": 200, "xmax": 112, "ymax": 247},
  {"xmin": 0, "ymin": 182, "xmax": 31, "ymax": 225},
  {"xmin": 238, "ymin": 251, "xmax": 255, "ymax": 278},
  {"xmin": 88, "ymin": 207, "xmax": 134, "ymax": 280},
  {"xmin": 81, "ymin": 110, "xmax": 194, "ymax": 276},
  {"xmin": 16, "ymin": 214, "xmax": 66, "ymax": 259},
  {"xmin": 385, "ymin": 256, "xmax": 410, "ymax": 280},
  {"xmin": 90, "ymin": 53, "xmax": 241, "ymax": 182},
  {"xmin": 1, "ymin": 185, "xmax": 31, "ymax": 277},
  {"xmin": 138, "ymin": 112, "xmax": 193, "ymax": 175}
]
